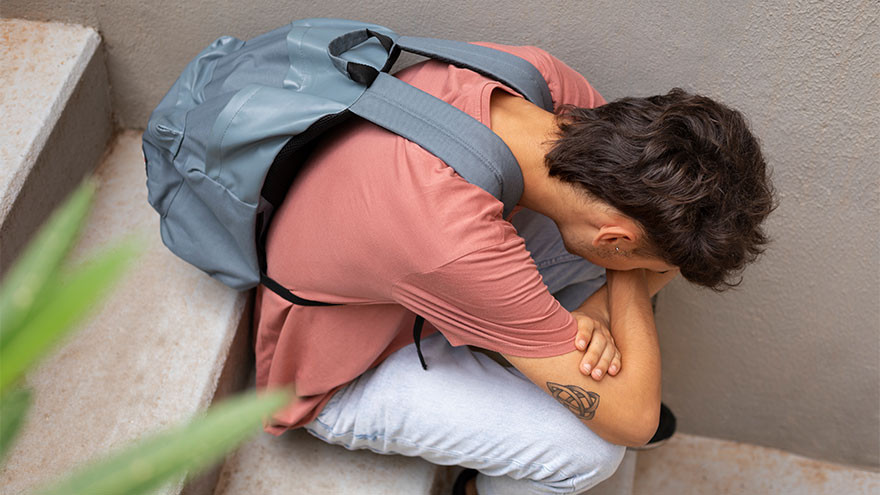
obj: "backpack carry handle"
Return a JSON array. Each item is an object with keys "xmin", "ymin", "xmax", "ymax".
[{"xmin": 328, "ymin": 28, "xmax": 399, "ymax": 85}]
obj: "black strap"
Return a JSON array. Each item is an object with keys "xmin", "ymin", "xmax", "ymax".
[
  {"xmin": 261, "ymin": 273, "xmax": 430, "ymax": 371},
  {"xmin": 413, "ymin": 315, "xmax": 428, "ymax": 371},
  {"xmin": 260, "ymin": 273, "xmax": 341, "ymax": 307}
]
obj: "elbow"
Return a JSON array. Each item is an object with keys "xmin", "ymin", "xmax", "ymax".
[
  {"xmin": 631, "ymin": 410, "xmax": 661, "ymax": 447},
  {"xmin": 616, "ymin": 402, "xmax": 661, "ymax": 448}
]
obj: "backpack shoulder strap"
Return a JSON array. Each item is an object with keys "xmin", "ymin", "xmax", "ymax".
[{"xmin": 350, "ymin": 72, "xmax": 523, "ymax": 218}]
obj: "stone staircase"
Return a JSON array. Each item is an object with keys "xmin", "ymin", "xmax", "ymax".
[
  {"xmin": 0, "ymin": 18, "xmax": 637, "ymax": 495},
  {"xmin": 8, "ymin": 17, "xmax": 874, "ymax": 495},
  {"xmin": 0, "ymin": 18, "xmax": 112, "ymax": 277}
]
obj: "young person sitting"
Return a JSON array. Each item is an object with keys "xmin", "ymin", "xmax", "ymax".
[{"xmin": 254, "ymin": 43, "xmax": 775, "ymax": 495}]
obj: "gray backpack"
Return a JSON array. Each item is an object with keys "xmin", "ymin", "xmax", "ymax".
[{"xmin": 142, "ymin": 19, "xmax": 553, "ymax": 366}]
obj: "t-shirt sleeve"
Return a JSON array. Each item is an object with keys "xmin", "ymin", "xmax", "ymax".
[
  {"xmin": 473, "ymin": 42, "xmax": 607, "ymax": 110},
  {"xmin": 390, "ymin": 222, "xmax": 578, "ymax": 358}
]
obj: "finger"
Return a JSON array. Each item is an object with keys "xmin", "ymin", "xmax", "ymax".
[
  {"xmin": 591, "ymin": 340, "xmax": 616, "ymax": 380},
  {"xmin": 580, "ymin": 331, "xmax": 606, "ymax": 376},
  {"xmin": 608, "ymin": 350, "xmax": 622, "ymax": 376},
  {"xmin": 574, "ymin": 318, "xmax": 594, "ymax": 351}
]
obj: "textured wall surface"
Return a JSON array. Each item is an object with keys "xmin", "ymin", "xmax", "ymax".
[{"xmin": 4, "ymin": 0, "xmax": 878, "ymax": 469}]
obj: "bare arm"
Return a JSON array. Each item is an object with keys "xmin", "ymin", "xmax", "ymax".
[
  {"xmin": 572, "ymin": 269, "xmax": 679, "ymax": 380},
  {"xmin": 503, "ymin": 269, "xmax": 664, "ymax": 447},
  {"xmin": 577, "ymin": 269, "xmax": 679, "ymax": 324}
]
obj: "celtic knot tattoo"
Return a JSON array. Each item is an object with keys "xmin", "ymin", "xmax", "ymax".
[{"xmin": 547, "ymin": 382, "xmax": 600, "ymax": 420}]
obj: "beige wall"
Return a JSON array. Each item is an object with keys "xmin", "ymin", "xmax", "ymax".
[{"xmin": 4, "ymin": 0, "xmax": 878, "ymax": 469}]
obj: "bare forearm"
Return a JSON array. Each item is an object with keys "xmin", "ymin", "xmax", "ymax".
[
  {"xmin": 604, "ymin": 269, "xmax": 662, "ymax": 439},
  {"xmin": 575, "ymin": 269, "xmax": 678, "ymax": 321},
  {"xmin": 504, "ymin": 269, "xmax": 663, "ymax": 446},
  {"xmin": 570, "ymin": 269, "xmax": 667, "ymax": 443}
]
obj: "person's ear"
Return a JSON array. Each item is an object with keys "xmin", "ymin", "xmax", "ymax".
[{"xmin": 592, "ymin": 224, "xmax": 637, "ymax": 247}]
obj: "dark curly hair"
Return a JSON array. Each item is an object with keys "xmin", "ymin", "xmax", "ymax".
[{"xmin": 545, "ymin": 88, "xmax": 776, "ymax": 290}]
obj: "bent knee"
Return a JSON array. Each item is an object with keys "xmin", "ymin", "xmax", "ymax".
[
  {"xmin": 581, "ymin": 443, "xmax": 627, "ymax": 490},
  {"xmin": 541, "ymin": 442, "xmax": 626, "ymax": 494}
]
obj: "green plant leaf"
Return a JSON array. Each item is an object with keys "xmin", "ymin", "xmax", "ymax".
[
  {"xmin": 0, "ymin": 239, "xmax": 140, "ymax": 395},
  {"xmin": 0, "ymin": 182, "xmax": 96, "ymax": 350},
  {"xmin": 35, "ymin": 389, "xmax": 292, "ymax": 495},
  {"xmin": 0, "ymin": 387, "xmax": 31, "ymax": 462}
]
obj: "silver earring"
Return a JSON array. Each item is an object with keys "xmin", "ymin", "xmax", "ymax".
[{"xmin": 615, "ymin": 246, "xmax": 621, "ymax": 253}]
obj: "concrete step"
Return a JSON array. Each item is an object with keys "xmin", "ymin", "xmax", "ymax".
[
  {"xmin": 0, "ymin": 18, "xmax": 112, "ymax": 276},
  {"xmin": 213, "ymin": 429, "xmax": 447, "ymax": 495},
  {"xmin": 633, "ymin": 433, "xmax": 880, "ymax": 495},
  {"xmin": 0, "ymin": 131, "xmax": 252, "ymax": 494}
]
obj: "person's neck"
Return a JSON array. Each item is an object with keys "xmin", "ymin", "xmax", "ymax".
[{"xmin": 489, "ymin": 92, "xmax": 566, "ymax": 218}]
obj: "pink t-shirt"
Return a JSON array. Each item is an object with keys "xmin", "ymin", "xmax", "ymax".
[{"xmin": 255, "ymin": 43, "xmax": 606, "ymax": 434}]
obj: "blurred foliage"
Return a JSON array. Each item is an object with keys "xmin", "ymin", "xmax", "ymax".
[{"xmin": 0, "ymin": 180, "xmax": 291, "ymax": 494}]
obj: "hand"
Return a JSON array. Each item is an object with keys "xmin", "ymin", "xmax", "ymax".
[{"xmin": 572, "ymin": 310, "xmax": 621, "ymax": 381}]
